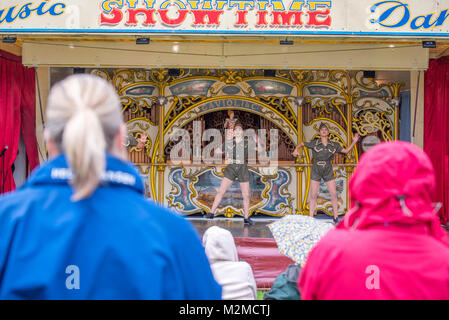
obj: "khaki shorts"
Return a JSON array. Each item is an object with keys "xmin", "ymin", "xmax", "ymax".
[
  {"xmin": 310, "ymin": 162, "xmax": 335, "ymax": 182},
  {"xmin": 223, "ymin": 164, "xmax": 250, "ymax": 183}
]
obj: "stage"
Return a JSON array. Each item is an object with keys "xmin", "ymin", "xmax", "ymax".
[{"xmin": 189, "ymin": 217, "xmax": 275, "ymax": 239}]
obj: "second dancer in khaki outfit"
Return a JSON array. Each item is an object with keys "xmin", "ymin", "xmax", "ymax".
[{"xmin": 293, "ymin": 123, "xmax": 359, "ymax": 223}]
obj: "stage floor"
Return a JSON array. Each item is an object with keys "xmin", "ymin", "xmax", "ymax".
[
  {"xmin": 188, "ymin": 217, "xmax": 275, "ymax": 239},
  {"xmin": 188, "ymin": 215, "xmax": 337, "ymax": 239}
]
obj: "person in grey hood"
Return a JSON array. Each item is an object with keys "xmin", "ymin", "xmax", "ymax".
[{"xmin": 203, "ymin": 226, "xmax": 257, "ymax": 300}]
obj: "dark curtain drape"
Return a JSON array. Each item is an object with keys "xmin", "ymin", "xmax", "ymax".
[
  {"xmin": 424, "ymin": 57, "xmax": 449, "ymax": 225},
  {"xmin": 0, "ymin": 50, "xmax": 38, "ymax": 194}
]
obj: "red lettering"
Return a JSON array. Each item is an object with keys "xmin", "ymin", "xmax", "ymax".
[
  {"xmin": 235, "ymin": 10, "xmax": 248, "ymax": 25},
  {"xmin": 98, "ymin": 6, "xmax": 332, "ymax": 29},
  {"xmin": 100, "ymin": 8, "xmax": 123, "ymax": 25},
  {"xmin": 272, "ymin": 11, "xmax": 302, "ymax": 25},
  {"xmin": 308, "ymin": 8, "xmax": 331, "ymax": 26},
  {"xmin": 127, "ymin": 9, "xmax": 156, "ymax": 25},
  {"xmin": 256, "ymin": 11, "xmax": 268, "ymax": 25},
  {"xmin": 191, "ymin": 10, "xmax": 223, "ymax": 25},
  {"xmin": 158, "ymin": 9, "xmax": 188, "ymax": 26}
]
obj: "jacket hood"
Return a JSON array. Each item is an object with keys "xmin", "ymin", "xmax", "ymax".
[
  {"xmin": 202, "ymin": 226, "xmax": 238, "ymax": 263},
  {"xmin": 341, "ymin": 141, "xmax": 448, "ymax": 242},
  {"xmin": 25, "ymin": 153, "xmax": 145, "ymax": 195}
]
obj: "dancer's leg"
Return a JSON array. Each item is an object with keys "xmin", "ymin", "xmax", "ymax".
[
  {"xmin": 210, "ymin": 177, "xmax": 234, "ymax": 214},
  {"xmin": 309, "ymin": 180, "xmax": 320, "ymax": 217},
  {"xmin": 239, "ymin": 182, "xmax": 250, "ymax": 219},
  {"xmin": 325, "ymin": 179, "xmax": 339, "ymax": 220}
]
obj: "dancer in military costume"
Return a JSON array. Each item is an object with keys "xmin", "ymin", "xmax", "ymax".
[
  {"xmin": 208, "ymin": 122, "xmax": 261, "ymax": 225},
  {"xmin": 293, "ymin": 123, "xmax": 359, "ymax": 223}
]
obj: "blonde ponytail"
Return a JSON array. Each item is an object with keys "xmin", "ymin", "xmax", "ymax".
[
  {"xmin": 46, "ymin": 74, "xmax": 123, "ymax": 201},
  {"xmin": 63, "ymin": 108, "xmax": 106, "ymax": 200}
]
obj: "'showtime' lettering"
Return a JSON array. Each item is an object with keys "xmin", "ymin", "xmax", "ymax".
[{"xmin": 100, "ymin": 0, "xmax": 333, "ymax": 28}]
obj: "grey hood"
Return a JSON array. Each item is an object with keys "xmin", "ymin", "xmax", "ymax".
[{"xmin": 202, "ymin": 226, "xmax": 238, "ymax": 263}]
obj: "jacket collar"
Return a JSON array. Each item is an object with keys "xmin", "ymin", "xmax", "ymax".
[
  {"xmin": 314, "ymin": 139, "xmax": 333, "ymax": 147},
  {"xmin": 26, "ymin": 154, "xmax": 145, "ymax": 195}
]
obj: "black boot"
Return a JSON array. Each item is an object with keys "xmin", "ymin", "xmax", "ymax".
[
  {"xmin": 333, "ymin": 215, "xmax": 339, "ymax": 225},
  {"xmin": 244, "ymin": 217, "xmax": 255, "ymax": 226},
  {"xmin": 206, "ymin": 212, "xmax": 215, "ymax": 220}
]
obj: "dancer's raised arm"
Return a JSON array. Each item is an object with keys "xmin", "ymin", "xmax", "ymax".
[
  {"xmin": 292, "ymin": 142, "xmax": 304, "ymax": 157},
  {"xmin": 340, "ymin": 133, "xmax": 360, "ymax": 154}
]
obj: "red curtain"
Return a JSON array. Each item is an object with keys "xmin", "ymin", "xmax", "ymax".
[
  {"xmin": 0, "ymin": 50, "xmax": 38, "ymax": 194},
  {"xmin": 424, "ymin": 57, "xmax": 449, "ymax": 225}
]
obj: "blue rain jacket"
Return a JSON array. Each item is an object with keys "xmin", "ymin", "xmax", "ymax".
[{"xmin": 0, "ymin": 154, "xmax": 221, "ymax": 300}]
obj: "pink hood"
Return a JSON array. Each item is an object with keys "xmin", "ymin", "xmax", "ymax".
[
  {"xmin": 341, "ymin": 141, "xmax": 449, "ymax": 244},
  {"xmin": 299, "ymin": 142, "xmax": 449, "ymax": 300}
]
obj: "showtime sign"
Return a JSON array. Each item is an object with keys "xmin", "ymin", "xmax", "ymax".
[
  {"xmin": 1, "ymin": 0, "xmax": 449, "ymax": 37},
  {"xmin": 100, "ymin": 0, "xmax": 332, "ymax": 28}
]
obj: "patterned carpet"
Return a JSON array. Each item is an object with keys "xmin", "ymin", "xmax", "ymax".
[{"xmin": 234, "ymin": 237, "xmax": 295, "ymax": 290}]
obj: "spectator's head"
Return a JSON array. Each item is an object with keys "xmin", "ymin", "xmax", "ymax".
[
  {"xmin": 203, "ymin": 226, "xmax": 238, "ymax": 263},
  {"xmin": 344, "ymin": 141, "xmax": 444, "ymax": 238},
  {"xmin": 45, "ymin": 74, "xmax": 125, "ymax": 201}
]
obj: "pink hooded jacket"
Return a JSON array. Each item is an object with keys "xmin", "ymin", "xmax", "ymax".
[{"xmin": 299, "ymin": 141, "xmax": 449, "ymax": 300}]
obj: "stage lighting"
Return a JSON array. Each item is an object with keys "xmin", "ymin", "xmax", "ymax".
[
  {"xmin": 2, "ymin": 37, "xmax": 17, "ymax": 44},
  {"xmin": 136, "ymin": 37, "xmax": 150, "ymax": 45},
  {"xmin": 280, "ymin": 39, "xmax": 294, "ymax": 45},
  {"xmin": 422, "ymin": 40, "xmax": 436, "ymax": 48}
]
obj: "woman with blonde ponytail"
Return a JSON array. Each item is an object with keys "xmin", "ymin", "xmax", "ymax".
[
  {"xmin": 46, "ymin": 74, "xmax": 124, "ymax": 201},
  {"xmin": 0, "ymin": 74, "xmax": 221, "ymax": 300}
]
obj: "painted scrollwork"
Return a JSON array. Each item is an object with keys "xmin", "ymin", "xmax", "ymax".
[
  {"xmin": 289, "ymin": 70, "xmax": 313, "ymax": 84},
  {"xmin": 126, "ymin": 118, "xmax": 154, "ymax": 157},
  {"xmin": 165, "ymin": 96, "xmax": 204, "ymax": 127},
  {"xmin": 353, "ymin": 109, "xmax": 393, "ymax": 141},
  {"xmin": 259, "ymin": 97, "xmax": 297, "ymax": 129},
  {"xmin": 121, "ymin": 96, "xmax": 157, "ymax": 117},
  {"xmin": 91, "ymin": 68, "xmax": 111, "ymax": 82},
  {"xmin": 329, "ymin": 70, "xmax": 351, "ymax": 92},
  {"xmin": 150, "ymin": 69, "xmax": 169, "ymax": 83},
  {"xmin": 217, "ymin": 69, "xmax": 246, "ymax": 84},
  {"xmin": 113, "ymin": 69, "xmax": 138, "ymax": 93}
]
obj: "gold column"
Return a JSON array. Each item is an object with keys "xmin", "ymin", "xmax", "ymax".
[
  {"xmin": 295, "ymin": 95, "xmax": 305, "ymax": 215},
  {"xmin": 390, "ymin": 83, "xmax": 404, "ymax": 141},
  {"xmin": 157, "ymin": 98, "xmax": 166, "ymax": 204},
  {"xmin": 346, "ymin": 73, "xmax": 354, "ymax": 212},
  {"xmin": 394, "ymin": 104, "xmax": 400, "ymax": 140}
]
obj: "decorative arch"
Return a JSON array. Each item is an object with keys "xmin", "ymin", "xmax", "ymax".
[{"xmin": 150, "ymin": 96, "xmax": 299, "ymax": 201}]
